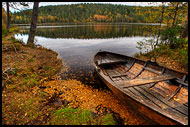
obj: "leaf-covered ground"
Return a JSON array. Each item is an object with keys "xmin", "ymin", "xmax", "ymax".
[
  {"xmin": 2, "ymin": 32, "xmax": 151, "ymax": 125},
  {"xmin": 37, "ymin": 79, "xmax": 151, "ymax": 125},
  {"xmin": 135, "ymin": 53, "xmax": 188, "ymax": 73}
]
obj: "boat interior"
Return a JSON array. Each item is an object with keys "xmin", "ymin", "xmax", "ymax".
[{"xmin": 95, "ymin": 51, "xmax": 188, "ymax": 124}]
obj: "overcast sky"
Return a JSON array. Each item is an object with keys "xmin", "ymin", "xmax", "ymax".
[{"xmin": 6, "ymin": 2, "xmax": 162, "ymax": 12}]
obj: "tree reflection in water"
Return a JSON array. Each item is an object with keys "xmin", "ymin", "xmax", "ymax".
[{"xmin": 15, "ymin": 23, "xmax": 160, "ymax": 86}]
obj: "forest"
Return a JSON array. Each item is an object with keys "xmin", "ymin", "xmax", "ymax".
[{"xmin": 10, "ymin": 3, "xmax": 185, "ymax": 24}]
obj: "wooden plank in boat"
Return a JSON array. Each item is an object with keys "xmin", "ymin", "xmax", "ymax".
[
  {"xmin": 173, "ymin": 105, "xmax": 188, "ymax": 116},
  {"xmin": 127, "ymin": 87, "xmax": 160, "ymax": 108},
  {"xmin": 99, "ymin": 60, "xmax": 127, "ymax": 67},
  {"xmin": 163, "ymin": 107, "xmax": 188, "ymax": 122},
  {"xmin": 107, "ymin": 63, "xmax": 188, "ymax": 116},
  {"xmin": 183, "ymin": 102, "xmax": 188, "ymax": 107},
  {"xmin": 104, "ymin": 68, "xmax": 118, "ymax": 81},
  {"xmin": 127, "ymin": 85, "xmax": 188, "ymax": 119},
  {"xmin": 138, "ymin": 85, "xmax": 188, "ymax": 116},
  {"xmin": 144, "ymin": 67, "xmax": 161, "ymax": 75},
  {"xmin": 111, "ymin": 67, "xmax": 125, "ymax": 81},
  {"xmin": 133, "ymin": 86, "xmax": 167, "ymax": 109},
  {"xmin": 134, "ymin": 86, "xmax": 188, "ymax": 116},
  {"xmin": 175, "ymin": 79, "xmax": 188, "ymax": 87},
  {"xmin": 119, "ymin": 75, "xmax": 176, "ymax": 88}
]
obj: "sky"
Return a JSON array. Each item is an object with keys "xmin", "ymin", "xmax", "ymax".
[{"xmin": 4, "ymin": 2, "xmax": 162, "ymax": 12}]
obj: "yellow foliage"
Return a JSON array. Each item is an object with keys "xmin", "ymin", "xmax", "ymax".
[{"xmin": 2, "ymin": 8, "xmax": 7, "ymax": 25}]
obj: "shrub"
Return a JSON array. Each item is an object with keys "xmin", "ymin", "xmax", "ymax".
[{"xmin": 179, "ymin": 48, "xmax": 188, "ymax": 69}]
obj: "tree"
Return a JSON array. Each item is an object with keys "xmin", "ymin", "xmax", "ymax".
[
  {"xmin": 155, "ymin": 2, "xmax": 166, "ymax": 46},
  {"xmin": 3, "ymin": 2, "xmax": 29, "ymax": 29},
  {"xmin": 181, "ymin": 17, "xmax": 188, "ymax": 38},
  {"xmin": 6, "ymin": 2, "xmax": 10, "ymax": 29},
  {"xmin": 27, "ymin": 2, "xmax": 39, "ymax": 45}
]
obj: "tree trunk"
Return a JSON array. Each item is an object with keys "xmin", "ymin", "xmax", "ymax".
[
  {"xmin": 6, "ymin": 2, "xmax": 10, "ymax": 29},
  {"xmin": 181, "ymin": 20, "xmax": 188, "ymax": 38},
  {"xmin": 155, "ymin": 4, "xmax": 165, "ymax": 46},
  {"xmin": 172, "ymin": 3, "xmax": 179, "ymax": 28},
  {"xmin": 27, "ymin": 2, "xmax": 39, "ymax": 45}
]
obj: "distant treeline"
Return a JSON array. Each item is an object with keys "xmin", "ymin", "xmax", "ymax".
[{"xmin": 11, "ymin": 3, "xmax": 163, "ymax": 24}]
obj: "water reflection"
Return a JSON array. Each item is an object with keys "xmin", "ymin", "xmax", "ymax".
[
  {"xmin": 18, "ymin": 23, "xmax": 158, "ymax": 39},
  {"xmin": 15, "ymin": 23, "xmax": 157, "ymax": 85}
]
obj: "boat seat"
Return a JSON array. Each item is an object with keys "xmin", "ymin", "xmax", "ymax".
[
  {"xmin": 99, "ymin": 60, "xmax": 127, "ymax": 67},
  {"xmin": 118, "ymin": 75, "xmax": 176, "ymax": 88}
]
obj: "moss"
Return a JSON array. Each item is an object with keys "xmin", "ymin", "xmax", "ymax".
[
  {"xmin": 49, "ymin": 108, "xmax": 95, "ymax": 125},
  {"xmin": 2, "ymin": 93, "xmax": 43, "ymax": 125},
  {"xmin": 103, "ymin": 113, "xmax": 117, "ymax": 125}
]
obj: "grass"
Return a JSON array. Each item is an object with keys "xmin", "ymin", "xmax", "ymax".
[
  {"xmin": 48, "ymin": 107, "xmax": 118, "ymax": 125},
  {"xmin": 2, "ymin": 92, "xmax": 44, "ymax": 125},
  {"xmin": 103, "ymin": 113, "xmax": 117, "ymax": 125},
  {"xmin": 49, "ymin": 108, "xmax": 93, "ymax": 125},
  {"xmin": 2, "ymin": 30, "xmax": 63, "ymax": 125}
]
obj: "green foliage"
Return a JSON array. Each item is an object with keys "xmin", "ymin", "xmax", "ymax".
[
  {"xmin": 49, "ymin": 107, "xmax": 119, "ymax": 125},
  {"xmin": 179, "ymin": 46, "xmax": 188, "ymax": 69},
  {"xmin": 154, "ymin": 44, "xmax": 170, "ymax": 56},
  {"xmin": 160, "ymin": 28, "xmax": 187, "ymax": 49},
  {"xmin": 10, "ymin": 69, "xmax": 16, "ymax": 75},
  {"xmin": 24, "ymin": 78, "xmax": 38, "ymax": 88},
  {"xmin": 136, "ymin": 39, "xmax": 155, "ymax": 53},
  {"xmin": 45, "ymin": 66, "xmax": 50, "ymax": 70},
  {"xmin": 10, "ymin": 36, "xmax": 17, "ymax": 42},
  {"xmin": 49, "ymin": 108, "xmax": 94, "ymax": 125},
  {"xmin": 103, "ymin": 113, "xmax": 117, "ymax": 125},
  {"xmin": 11, "ymin": 3, "xmax": 161, "ymax": 24}
]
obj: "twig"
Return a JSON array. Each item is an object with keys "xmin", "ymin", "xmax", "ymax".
[{"xmin": 12, "ymin": 45, "xmax": 18, "ymax": 54}]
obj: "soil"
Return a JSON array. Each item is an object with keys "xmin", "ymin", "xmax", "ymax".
[{"xmin": 134, "ymin": 54, "xmax": 188, "ymax": 73}]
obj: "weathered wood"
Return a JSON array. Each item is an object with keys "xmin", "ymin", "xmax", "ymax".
[
  {"xmin": 168, "ymin": 75, "xmax": 187, "ymax": 100},
  {"xmin": 175, "ymin": 79, "xmax": 188, "ymax": 87},
  {"xmin": 144, "ymin": 67, "xmax": 161, "ymax": 75},
  {"xmin": 139, "ymin": 85, "xmax": 188, "ymax": 116},
  {"xmin": 123, "ymin": 59, "xmax": 135, "ymax": 73},
  {"xmin": 93, "ymin": 51, "xmax": 188, "ymax": 125},
  {"xmin": 99, "ymin": 60, "xmax": 126, "ymax": 67},
  {"xmin": 168, "ymin": 84, "xmax": 182, "ymax": 101},
  {"xmin": 119, "ymin": 75, "xmax": 176, "ymax": 88},
  {"xmin": 112, "ymin": 59, "xmax": 187, "ymax": 116},
  {"xmin": 183, "ymin": 102, "xmax": 188, "ymax": 107},
  {"xmin": 149, "ymin": 67, "xmax": 166, "ymax": 88},
  {"xmin": 133, "ymin": 62, "xmax": 148, "ymax": 79}
]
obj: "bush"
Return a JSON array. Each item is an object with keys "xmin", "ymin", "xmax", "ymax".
[
  {"xmin": 179, "ymin": 48, "xmax": 188, "ymax": 69},
  {"xmin": 160, "ymin": 28, "xmax": 186, "ymax": 49}
]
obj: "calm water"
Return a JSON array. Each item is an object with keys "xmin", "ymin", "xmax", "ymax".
[{"xmin": 14, "ymin": 23, "xmax": 159, "ymax": 85}]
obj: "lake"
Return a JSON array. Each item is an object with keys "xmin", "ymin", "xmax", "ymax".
[{"xmin": 14, "ymin": 23, "xmax": 159, "ymax": 86}]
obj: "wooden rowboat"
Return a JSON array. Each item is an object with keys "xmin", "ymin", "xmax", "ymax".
[{"xmin": 93, "ymin": 51, "xmax": 188, "ymax": 125}]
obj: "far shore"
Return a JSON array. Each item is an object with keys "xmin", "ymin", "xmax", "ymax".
[{"xmin": 12, "ymin": 22, "xmax": 166, "ymax": 26}]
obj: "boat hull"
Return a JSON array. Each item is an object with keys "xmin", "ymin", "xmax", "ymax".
[
  {"xmin": 97, "ymin": 70, "xmax": 182, "ymax": 125},
  {"xmin": 93, "ymin": 51, "xmax": 188, "ymax": 125}
]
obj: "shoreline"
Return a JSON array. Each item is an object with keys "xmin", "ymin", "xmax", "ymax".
[{"xmin": 2, "ymin": 29, "xmax": 151, "ymax": 125}]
